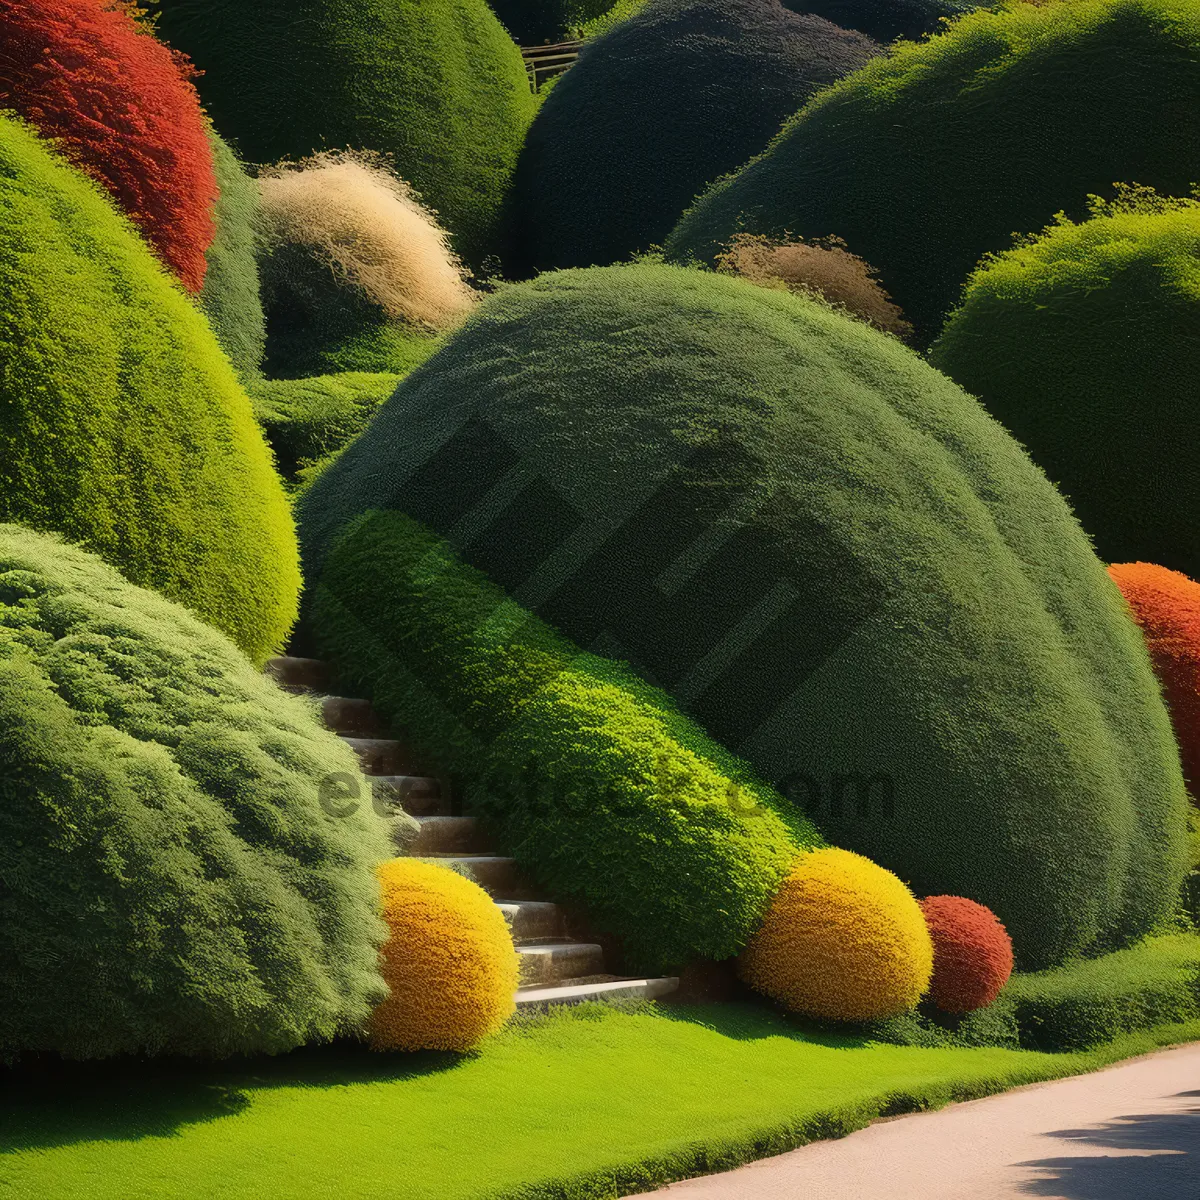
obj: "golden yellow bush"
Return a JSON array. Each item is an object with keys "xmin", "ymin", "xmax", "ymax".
[
  {"xmin": 739, "ymin": 847, "xmax": 933, "ymax": 1021},
  {"xmin": 367, "ymin": 859, "xmax": 518, "ymax": 1052},
  {"xmin": 259, "ymin": 151, "xmax": 477, "ymax": 332}
]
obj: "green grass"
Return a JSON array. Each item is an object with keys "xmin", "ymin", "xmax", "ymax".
[{"xmin": 3, "ymin": 1000, "xmax": 1198, "ymax": 1199}]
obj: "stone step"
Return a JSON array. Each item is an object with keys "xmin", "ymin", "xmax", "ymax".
[
  {"xmin": 342, "ymin": 736, "xmax": 423, "ymax": 777},
  {"xmin": 319, "ymin": 695, "xmax": 380, "ymax": 736},
  {"xmin": 516, "ymin": 941, "xmax": 606, "ymax": 988},
  {"xmin": 264, "ymin": 656, "xmax": 331, "ymax": 693},
  {"xmin": 371, "ymin": 775, "xmax": 447, "ymax": 817},
  {"xmin": 514, "ymin": 976, "xmax": 681, "ymax": 1009},
  {"xmin": 409, "ymin": 816, "xmax": 487, "ymax": 855},
  {"xmin": 497, "ymin": 900, "xmax": 567, "ymax": 944},
  {"xmin": 431, "ymin": 855, "xmax": 536, "ymax": 900}
]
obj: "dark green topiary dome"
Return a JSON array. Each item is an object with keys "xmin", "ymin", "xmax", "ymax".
[
  {"xmin": 0, "ymin": 525, "xmax": 392, "ymax": 1062},
  {"xmin": 931, "ymin": 192, "xmax": 1200, "ymax": 578},
  {"xmin": 0, "ymin": 114, "xmax": 299, "ymax": 664},
  {"xmin": 666, "ymin": 0, "xmax": 1200, "ymax": 343},
  {"xmin": 297, "ymin": 262, "xmax": 1189, "ymax": 969},
  {"xmin": 509, "ymin": 0, "xmax": 877, "ymax": 273},
  {"xmin": 149, "ymin": 0, "xmax": 537, "ymax": 267}
]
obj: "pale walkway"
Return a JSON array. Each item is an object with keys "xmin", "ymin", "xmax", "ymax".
[{"xmin": 631, "ymin": 1042, "xmax": 1200, "ymax": 1199}]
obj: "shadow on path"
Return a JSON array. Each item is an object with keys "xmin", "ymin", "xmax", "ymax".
[{"xmin": 1018, "ymin": 1092, "xmax": 1200, "ymax": 1199}]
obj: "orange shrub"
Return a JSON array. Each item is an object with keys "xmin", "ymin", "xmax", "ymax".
[{"xmin": 920, "ymin": 895, "xmax": 1014, "ymax": 1013}]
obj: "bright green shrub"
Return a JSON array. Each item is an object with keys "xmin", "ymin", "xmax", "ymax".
[
  {"xmin": 0, "ymin": 525, "xmax": 393, "ymax": 1062},
  {"xmin": 199, "ymin": 129, "xmax": 266, "ymax": 382},
  {"xmin": 1004, "ymin": 934, "xmax": 1200, "ymax": 1051},
  {"xmin": 0, "ymin": 114, "xmax": 300, "ymax": 664},
  {"xmin": 251, "ymin": 373, "xmax": 404, "ymax": 483},
  {"xmin": 309, "ymin": 509, "xmax": 821, "ymax": 974},
  {"xmin": 930, "ymin": 193, "xmax": 1200, "ymax": 576},
  {"xmin": 510, "ymin": 0, "xmax": 877, "ymax": 273},
  {"xmin": 666, "ymin": 0, "xmax": 1200, "ymax": 342},
  {"xmin": 298, "ymin": 262, "xmax": 1188, "ymax": 968},
  {"xmin": 149, "ymin": 0, "xmax": 537, "ymax": 266},
  {"xmin": 491, "ymin": 0, "xmax": 611, "ymax": 41}
]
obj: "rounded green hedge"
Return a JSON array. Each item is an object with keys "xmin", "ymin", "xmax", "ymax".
[
  {"xmin": 298, "ymin": 262, "xmax": 1189, "ymax": 968},
  {"xmin": 251, "ymin": 372, "xmax": 405, "ymax": 483},
  {"xmin": 311, "ymin": 509, "xmax": 820, "ymax": 974},
  {"xmin": 787, "ymin": 0, "xmax": 976, "ymax": 42},
  {"xmin": 931, "ymin": 193, "xmax": 1200, "ymax": 578},
  {"xmin": 199, "ymin": 129, "xmax": 266, "ymax": 382},
  {"xmin": 490, "ymin": 0, "xmax": 611, "ymax": 42},
  {"xmin": 666, "ymin": 0, "xmax": 1200, "ymax": 342},
  {"xmin": 0, "ymin": 113, "xmax": 300, "ymax": 665},
  {"xmin": 510, "ymin": 0, "xmax": 877, "ymax": 273},
  {"xmin": 149, "ymin": 0, "xmax": 537, "ymax": 267},
  {"xmin": 0, "ymin": 524, "xmax": 392, "ymax": 1061}
]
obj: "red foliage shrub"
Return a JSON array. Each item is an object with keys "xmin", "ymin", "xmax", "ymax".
[
  {"xmin": 0, "ymin": 0, "xmax": 216, "ymax": 291},
  {"xmin": 919, "ymin": 895, "xmax": 1013, "ymax": 1013},
  {"xmin": 1108, "ymin": 561, "xmax": 1200, "ymax": 798}
]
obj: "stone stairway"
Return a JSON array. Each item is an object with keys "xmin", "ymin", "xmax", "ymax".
[{"xmin": 266, "ymin": 656, "xmax": 679, "ymax": 1009}]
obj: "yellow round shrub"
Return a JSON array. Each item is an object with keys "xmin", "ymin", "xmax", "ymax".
[
  {"xmin": 368, "ymin": 859, "xmax": 518, "ymax": 1052},
  {"xmin": 739, "ymin": 847, "xmax": 933, "ymax": 1021}
]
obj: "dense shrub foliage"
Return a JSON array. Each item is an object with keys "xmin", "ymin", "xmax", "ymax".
[
  {"xmin": 716, "ymin": 233, "xmax": 912, "ymax": 339},
  {"xmin": 0, "ymin": 114, "xmax": 301, "ymax": 664},
  {"xmin": 785, "ymin": 0, "xmax": 975, "ymax": 41},
  {"xmin": 299, "ymin": 263, "xmax": 1188, "ymax": 968},
  {"xmin": 0, "ymin": 0, "xmax": 216, "ymax": 291},
  {"xmin": 259, "ymin": 153, "xmax": 474, "ymax": 378},
  {"xmin": 667, "ymin": 0, "xmax": 1200, "ymax": 342},
  {"xmin": 739, "ymin": 848, "xmax": 934, "ymax": 1021},
  {"xmin": 0, "ymin": 526, "xmax": 391, "ymax": 1062},
  {"xmin": 1108, "ymin": 562, "xmax": 1200, "ymax": 798},
  {"xmin": 920, "ymin": 896, "xmax": 1013, "ymax": 1013},
  {"xmin": 251, "ymin": 373, "xmax": 404, "ymax": 484},
  {"xmin": 931, "ymin": 195, "xmax": 1200, "ymax": 573},
  {"xmin": 491, "ymin": 0, "xmax": 612, "ymax": 42},
  {"xmin": 200, "ymin": 130, "xmax": 266, "ymax": 381},
  {"xmin": 309, "ymin": 510, "xmax": 822, "ymax": 975},
  {"xmin": 511, "ymin": 0, "xmax": 876, "ymax": 273},
  {"xmin": 149, "ymin": 0, "xmax": 537, "ymax": 266},
  {"xmin": 368, "ymin": 860, "xmax": 518, "ymax": 1052}
]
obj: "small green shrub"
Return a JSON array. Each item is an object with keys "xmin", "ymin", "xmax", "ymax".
[
  {"xmin": 149, "ymin": 0, "xmax": 537, "ymax": 266},
  {"xmin": 667, "ymin": 0, "xmax": 1200, "ymax": 342},
  {"xmin": 510, "ymin": 0, "xmax": 877, "ymax": 273},
  {"xmin": 0, "ymin": 525, "xmax": 393, "ymax": 1062},
  {"xmin": 298, "ymin": 262, "xmax": 1188, "ymax": 969},
  {"xmin": 931, "ymin": 191, "xmax": 1200, "ymax": 576},
  {"xmin": 0, "ymin": 113, "xmax": 299, "ymax": 664},
  {"xmin": 310, "ymin": 509, "xmax": 821, "ymax": 975},
  {"xmin": 251, "ymin": 373, "xmax": 404, "ymax": 483},
  {"xmin": 492, "ymin": 0, "xmax": 611, "ymax": 41},
  {"xmin": 199, "ymin": 129, "xmax": 266, "ymax": 382}
]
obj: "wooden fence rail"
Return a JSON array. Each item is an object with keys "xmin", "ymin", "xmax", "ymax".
[{"xmin": 520, "ymin": 40, "xmax": 583, "ymax": 91}]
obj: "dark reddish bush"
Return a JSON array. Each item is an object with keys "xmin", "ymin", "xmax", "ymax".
[
  {"xmin": 920, "ymin": 895, "xmax": 1014, "ymax": 1012},
  {"xmin": 0, "ymin": 0, "xmax": 216, "ymax": 291},
  {"xmin": 1109, "ymin": 562, "xmax": 1200, "ymax": 799}
]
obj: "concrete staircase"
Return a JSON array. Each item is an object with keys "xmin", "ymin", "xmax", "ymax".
[{"xmin": 266, "ymin": 656, "xmax": 679, "ymax": 1009}]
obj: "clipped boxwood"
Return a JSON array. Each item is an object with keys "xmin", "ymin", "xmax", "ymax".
[
  {"xmin": 510, "ymin": 0, "xmax": 877, "ymax": 273},
  {"xmin": 149, "ymin": 0, "xmax": 537, "ymax": 266},
  {"xmin": 250, "ymin": 373, "xmax": 405, "ymax": 483},
  {"xmin": 0, "ymin": 113, "xmax": 300, "ymax": 664},
  {"xmin": 666, "ymin": 0, "xmax": 1200, "ymax": 342},
  {"xmin": 931, "ymin": 195, "xmax": 1200, "ymax": 576},
  {"xmin": 298, "ymin": 262, "xmax": 1188, "ymax": 969},
  {"xmin": 200, "ymin": 129, "xmax": 267, "ymax": 382},
  {"xmin": 310, "ymin": 509, "xmax": 822, "ymax": 974},
  {"xmin": 0, "ymin": 524, "xmax": 392, "ymax": 1062}
]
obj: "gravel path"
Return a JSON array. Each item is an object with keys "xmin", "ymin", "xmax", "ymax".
[{"xmin": 630, "ymin": 1042, "xmax": 1200, "ymax": 1199}]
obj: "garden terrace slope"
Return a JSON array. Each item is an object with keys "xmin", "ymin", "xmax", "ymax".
[
  {"xmin": 666, "ymin": 0, "xmax": 1200, "ymax": 343},
  {"xmin": 297, "ymin": 262, "xmax": 1188, "ymax": 969}
]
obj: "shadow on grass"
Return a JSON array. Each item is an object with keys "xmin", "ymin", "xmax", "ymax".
[
  {"xmin": 1018, "ymin": 1092, "xmax": 1200, "ymax": 1199},
  {"xmin": 655, "ymin": 999, "xmax": 901, "ymax": 1050},
  {"xmin": 0, "ymin": 1039, "xmax": 467, "ymax": 1154}
]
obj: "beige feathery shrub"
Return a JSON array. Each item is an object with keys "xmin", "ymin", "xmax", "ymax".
[
  {"xmin": 716, "ymin": 233, "xmax": 912, "ymax": 341},
  {"xmin": 259, "ymin": 152, "xmax": 477, "ymax": 332}
]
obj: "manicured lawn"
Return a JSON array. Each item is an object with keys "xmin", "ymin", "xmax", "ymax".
[{"xmin": 4, "ymin": 1002, "xmax": 1199, "ymax": 1200}]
